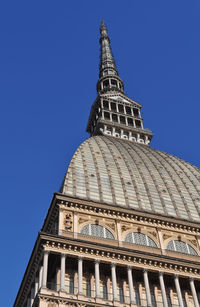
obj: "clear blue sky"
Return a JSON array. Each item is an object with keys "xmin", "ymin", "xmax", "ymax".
[{"xmin": 1, "ymin": 1, "xmax": 200, "ymax": 306}]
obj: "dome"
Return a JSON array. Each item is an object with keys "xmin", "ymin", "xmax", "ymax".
[{"xmin": 62, "ymin": 135, "xmax": 200, "ymax": 222}]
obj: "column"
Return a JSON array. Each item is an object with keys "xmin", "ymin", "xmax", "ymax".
[
  {"xmin": 60, "ymin": 253, "xmax": 66, "ymax": 291},
  {"xmin": 174, "ymin": 274, "xmax": 184, "ymax": 307},
  {"xmin": 34, "ymin": 277, "xmax": 39, "ymax": 297},
  {"xmin": 38, "ymin": 266, "xmax": 43, "ymax": 290},
  {"xmin": 42, "ymin": 251, "xmax": 49, "ymax": 288},
  {"xmin": 143, "ymin": 269, "xmax": 152, "ymax": 307},
  {"xmin": 111, "ymin": 263, "xmax": 118, "ymax": 301},
  {"xmin": 189, "ymin": 277, "xmax": 199, "ymax": 307},
  {"xmin": 127, "ymin": 266, "xmax": 134, "ymax": 304},
  {"xmin": 78, "ymin": 257, "xmax": 83, "ymax": 294},
  {"xmin": 158, "ymin": 272, "xmax": 168, "ymax": 307},
  {"xmin": 95, "ymin": 260, "xmax": 100, "ymax": 298},
  {"xmin": 116, "ymin": 103, "xmax": 119, "ymax": 113},
  {"xmin": 116, "ymin": 220, "xmax": 122, "ymax": 246}
]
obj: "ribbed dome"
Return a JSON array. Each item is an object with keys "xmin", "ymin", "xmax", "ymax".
[{"xmin": 62, "ymin": 136, "xmax": 200, "ymax": 222}]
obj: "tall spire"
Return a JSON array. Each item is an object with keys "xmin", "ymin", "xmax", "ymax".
[
  {"xmin": 99, "ymin": 20, "xmax": 118, "ymax": 78},
  {"xmin": 87, "ymin": 21, "xmax": 153, "ymax": 146},
  {"xmin": 97, "ymin": 21, "xmax": 124, "ymax": 94}
]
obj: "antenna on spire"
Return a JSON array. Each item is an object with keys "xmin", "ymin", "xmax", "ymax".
[{"xmin": 101, "ymin": 19, "xmax": 105, "ymax": 26}]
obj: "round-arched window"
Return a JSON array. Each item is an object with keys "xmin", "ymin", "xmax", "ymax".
[
  {"xmin": 81, "ymin": 224, "xmax": 114, "ymax": 240},
  {"xmin": 125, "ymin": 232, "xmax": 157, "ymax": 248},
  {"xmin": 167, "ymin": 240, "xmax": 197, "ymax": 256}
]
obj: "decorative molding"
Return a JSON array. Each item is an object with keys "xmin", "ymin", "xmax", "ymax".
[
  {"xmin": 43, "ymin": 236, "xmax": 200, "ymax": 278},
  {"xmin": 39, "ymin": 294, "xmax": 108, "ymax": 307},
  {"xmin": 56, "ymin": 197, "xmax": 200, "ymax": 235},
  {"xmin": 188, "ymin": 239, "xmax": 198, "ymax": 248},
  {"xmin": 163, "ymin": 234, "xmax": 172, "ymax": 241}
]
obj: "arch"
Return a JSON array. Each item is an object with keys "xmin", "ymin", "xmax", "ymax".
[
  {"xmin": 124, "ymin": 232, "xmax": 157, "ymax": 248},
  {"xmin": 167, "ymin": 240, "xmax": 198, "ymax": 256},
  {"xmin": 80, "ymin": 224, "xmax": 115, "ymax": 240}
]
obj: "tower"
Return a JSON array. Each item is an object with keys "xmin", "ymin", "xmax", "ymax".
[{"xmin": 14, "ymin": 22, "xmax": 200, "ymax": 307}]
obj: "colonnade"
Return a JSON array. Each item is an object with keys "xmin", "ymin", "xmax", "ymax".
[{"xmin": 27, "ymin": 250, "xmax": 200, "ymax": 307}]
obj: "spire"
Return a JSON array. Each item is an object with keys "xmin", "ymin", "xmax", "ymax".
[
  {"xmin": 99, "ymin": 20, "xmax": 118, "ymax": 78},
  {"xmin": 87, "ymin": 22, "xmax": 153, "ymax": 146},
  {"xmin": 97, "ymin": 21, "xmax": 124, "ymax": 94}
]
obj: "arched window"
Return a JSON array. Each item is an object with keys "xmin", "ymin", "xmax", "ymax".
[
  {"xmin": 167, "ymin": 240, "xmax": 197, "ymax": 256},
  {"xmin": 81, "ymin": 224, "xmax": 114, "ymax": 240},
  {"xmin": 125, "ymin": 232, "xmax": 157, "ymax": 248}
]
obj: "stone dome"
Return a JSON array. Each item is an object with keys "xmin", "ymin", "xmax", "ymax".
[{"xmin": 62, "ymin": 136, "xmax": 200, "ymax": 223}]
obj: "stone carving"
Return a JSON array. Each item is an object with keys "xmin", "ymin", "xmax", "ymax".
[
  {"xmin": 64, "ymin": 213, "xmax": 73, "ymax": 231},
  {"xmin": 163, "ymin": 234, "xmax": 172, "ymax": 241},
  {"xmin": 188, "ymin": 239, "xmax": 198, "ymax": 247},
  {"xmin": 79, "ymin": 217, "xmax": 88, "ymax": 224},
  {"xmin": 149, "ymin": 231, "xmax": 157, "ymax": 239},
  {"xmin": 121, "ymin": 224, "xmax": 131, "ymax": 232},
  {"xmin": 105, "ymin": 222, "xmax": 115, "ymax": 231}
]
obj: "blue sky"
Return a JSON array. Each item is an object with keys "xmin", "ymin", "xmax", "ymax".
[{"xmin": 1, "ymin": 1, "xmax": 200, "ymax": 306}]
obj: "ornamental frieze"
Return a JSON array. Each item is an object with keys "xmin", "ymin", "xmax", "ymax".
[{"xmin": 57, "ymin": 198, "xmax": 200, "ymax": 234}]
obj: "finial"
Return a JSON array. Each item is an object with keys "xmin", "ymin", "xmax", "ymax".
[{"xmin": 101, "ymin": 19, "xmax": 104, "ymax": 26}]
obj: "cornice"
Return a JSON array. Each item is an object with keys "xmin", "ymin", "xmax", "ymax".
[{"xmin": 41, "ymin": 233, "xmax": 200, "ymax": 278}]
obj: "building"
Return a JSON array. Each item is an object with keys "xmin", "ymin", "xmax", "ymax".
[{"xmin": 14, "ymin": 21, "xmax": 200, "ymax": 307}]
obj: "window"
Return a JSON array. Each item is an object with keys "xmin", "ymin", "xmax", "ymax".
[
  {"xmin": 83, "ymin": 277, "xmax": 91, "ymax": 297},
  {"xmin": 151, "ymin": 289, "xmax": 157, "ymax": 307},
  {"xmin": 111, "ymin": 102, "xmax": 116, "ymax": 111},
  {"xmin": 118, "ymin": 104, "xmax": 124, "ymax": 113},
  {"xmin": 65, "ymin": 273, "xmax": 74, "ymax": 294},
  {"xmin": 81, "ymin": 224, "xmax": 114, "ymax": 240},
  {"xmin": 120, "ymin": 116, "xmax": 126, "ymax": 124},
  {"xmin": 133, "ymin": 108, "xmax": 139, "ymax": 117},
  {"xmin": 166, "ymin": 293, "xmax": 172, "ymax": 307},
  {"xmin": 112, "ymin": 114, "xmax": 118, "ymax": 122},
  {"xmin": 125, "ymin": 232, "xmax": 157, "ymax": 248},
  {"xmin": 125, "ymin": 106, "xmax": 132, "ymax": 115},
  {"xmin": 102, "ymin": 281, "xmax": 108, "ymax": 300},
  {"xmin": 118, "ymin": 283, "xmax": 124, "ymax": 303},
  {"xmin": 135, "ymin": 120, "xmax": 141, "ymax": 128},
  {"xmin": 111, "ymin": 79, "xmax": 117, "ymax": 86},
  {"xmin": 69, "ymin": 275, "xmax": 74, "ymax": 294},
  {"xmin": 104, "ymin": 112, "xmax": 110, "ymax": 120},
  {"xmin": 167, "ymin": 240, "xmax": 197, "ymax": 255},
  {"xmin": 103, "ymin": 100, "xmax": 109, "ymax": 110},
  {"xmin": 128, "ymin": 118, "xmax": 134, "ymax": 126},
  {"xmin": 135, "ymin": 286, "xmax": 140, "ymax": 305},
  {"xmin": 103, "ymin": 80, "xmax": 109, "ymax": 88}
]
